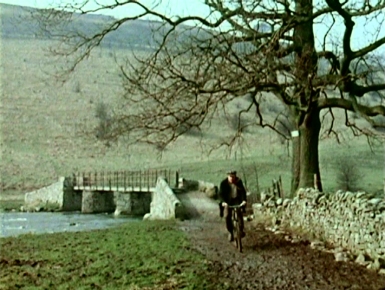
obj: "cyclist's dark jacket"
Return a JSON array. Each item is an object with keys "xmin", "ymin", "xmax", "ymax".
[{"xmin": 218, "ymin": 177, "xmax": 247, "ymax": 205}]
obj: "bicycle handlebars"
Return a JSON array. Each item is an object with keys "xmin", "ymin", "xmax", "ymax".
[{"xmin": 228, "ymin": 204, "xmax": 244, "ymax": 208}]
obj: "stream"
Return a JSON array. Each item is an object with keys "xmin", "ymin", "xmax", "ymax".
[{"xmin": 0, "ymin": 211, "xmax": 140, "ymax": 238}]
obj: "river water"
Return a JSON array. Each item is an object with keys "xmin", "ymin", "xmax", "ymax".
[{"xmin": 0, "ymin": 212, "xmax": 141, "ymax": 238}]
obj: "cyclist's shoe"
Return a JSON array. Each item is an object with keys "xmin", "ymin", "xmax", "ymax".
[
  {"xmin": 241, "ymin": 232, "xmax": 246, "ymax": 238},
  {"xmin": 228, "ymin": 233, "xmax": 234, "ymax": 242}
]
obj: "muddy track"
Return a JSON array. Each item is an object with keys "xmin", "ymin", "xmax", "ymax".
[{"xmin": 176, "ymin": 191, "xmax": 385, "ymax": 290}]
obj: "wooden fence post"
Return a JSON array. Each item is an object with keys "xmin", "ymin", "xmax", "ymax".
[
  {"xmin": 314, "ymin": 174, "xmax": 318, "ymax": 190},
  {"xmin": 124, "ymin": 171, "xmax": 126, "ymax": 192},
  {"xmin": 109, "ymin": 171, "xmax": 111, "ymax": 191}
]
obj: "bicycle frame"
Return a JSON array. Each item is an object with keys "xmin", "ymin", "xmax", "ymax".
[{"xmin": 228, "ymin": 205, "xmax": 243, "ymax": 253}]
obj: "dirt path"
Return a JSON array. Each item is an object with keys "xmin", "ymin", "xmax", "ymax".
[{"xmin": 176, "ymin": 191, "xmax": 385, "ymax": 290}]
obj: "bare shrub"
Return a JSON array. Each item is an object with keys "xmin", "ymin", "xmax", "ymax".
[
  {"xmin": 95, "ymin": 102, "xmax": 112, "ymax": 140},
  {"xmin": 275, "ymin": 111, "xmax": 295, "ymax": 156},
  {"xmin": 229, "ymin": 113, "xmax": 250, "ymax": 133},
  {"xmin": 276, "ymin": 112, "xmax": 295, "ymax": 142},
  {"xmin": 175, "ymin": 124, "xmax": 202, "ymax": 137},
  {"xmin": 73, "ymin": 80, "xmax": 81, "ymax": 93},
  {"xmin": 335, "ymin": 157, "xmax": 363, "ymax": 191}
]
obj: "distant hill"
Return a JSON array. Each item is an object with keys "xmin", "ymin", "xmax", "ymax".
[{"xmin": 0, "ymin": 3, "xmax": 189, "ymax": 50}]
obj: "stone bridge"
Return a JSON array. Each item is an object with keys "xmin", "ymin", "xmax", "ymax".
[{"xmin": 24, "ymin": 170, "xmax": 183, "ymax": 220}]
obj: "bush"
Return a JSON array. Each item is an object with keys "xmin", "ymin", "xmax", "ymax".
[
  {"xmin": 335, "ymin": 157, "xmax": 363, "ymax": 191},
  {"xmin": 175, "ymin": 123, "xmax": 202, "ymax": 137},
  {"xmin": 73, "ymin": 81, "xmax": 81, "ymax": 93},
  {"xmin": 229, "ymin": 113, "xmax": 250, "ymax": 133},
  {"xmin": 95, "ymin": 102, "xmax": 112, "ymax": 140}
]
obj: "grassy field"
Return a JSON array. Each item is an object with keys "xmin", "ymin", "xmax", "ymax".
[
  {"xmin": 0, "ymin": 221, "xmax": 225, "ymax": 290},
  {"xmin": 1, "ymin": 35, "xmax": 384, "ymax": 201}
]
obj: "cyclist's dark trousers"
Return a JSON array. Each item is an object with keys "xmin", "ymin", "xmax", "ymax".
[{"xmin": 224, "ymin": 207, "xmax": 244, "ymax": 234}]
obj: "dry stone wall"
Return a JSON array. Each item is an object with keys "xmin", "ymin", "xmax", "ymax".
[
  {"xmin": 253, "ymin": 188, "xmax": 385, "ymax": 272},
  {"xmin": 24, "ymin": 177, "xmax": 65, "ymax": 209},
  {"xmin": 144, "ymin": 177, "xmax": 181, "ymax": 220}
]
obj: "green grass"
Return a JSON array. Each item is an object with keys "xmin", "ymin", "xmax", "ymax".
[
  {"xmin": 0, "ymin": 199, "xmax": 24, "ymax": 212},
  {"xmin": 0, "ymin": 221, "xmax": 222, "ymax": 290}
]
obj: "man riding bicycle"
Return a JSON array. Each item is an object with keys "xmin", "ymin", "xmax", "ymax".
[{"xmin": 218, "ymin": 170, "xmax": 247, "ymax": 242}]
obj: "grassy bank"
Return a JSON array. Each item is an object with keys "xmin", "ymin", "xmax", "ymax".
[
  {"xmin": 0, "ymin": 199, "xmax": 24, "ymax": 212},
  {"xmin": 0, "ymin": 221, "xmax": 223, "ymax": 290},
  {"xmin": 0, "ymin": 190, "xmax": 25, "ymax": 212}
]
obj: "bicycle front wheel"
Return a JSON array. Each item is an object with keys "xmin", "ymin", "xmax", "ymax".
[
  {"xmin": 236, "ymin": 217, "xmax": 242, "ymax": 253},
  {"xmin": 233, "ymin": 212, "xmax": 242, "ymax": 253}
]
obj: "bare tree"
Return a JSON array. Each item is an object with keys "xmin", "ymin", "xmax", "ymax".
[{"xmin": 34, "ymin": 0, "xmax": 385, "ymax": 193}]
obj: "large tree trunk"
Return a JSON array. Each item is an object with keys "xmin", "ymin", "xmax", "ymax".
[
  {"xmin": 298, "ymin": 108, "xmax": 323, "ymax": 191},
  {"xmin": 290, "ymin": 0, "xmax": 321, "ymax": 193}
]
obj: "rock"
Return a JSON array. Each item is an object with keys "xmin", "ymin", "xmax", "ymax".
[
  {"xmin": 379, "ymin": 269, "xmax": 385, "ymax": 275},
  {"xmin": 379, "ymin": 256, "xmax": 385, "ymax": 268},
  {"xmin": 252, "ymin": 203, "xmax": 263, "ymax": 209},
  {"xmin": 356, "ymin": 191, "xmax": 369, "ymax": 199},
  {"xmin": 180, "ymin": 178, "xmax": 200, "ymax": 191},
  {"xmin": 282, "ymin": 199, "xmax": 291, "ymax": 207},
  {"xmin": 276, "ymin": 198, "xmax": 283, "ymax": 206},
  {"xmin": 143, "ymin": 213, "xmax": 152, "ymax": 220},
  {"xmin": 204, "ymin": 186, "xmax": 218, "ymax": 199},
  {"xmin": 310, "ymin": 240, "xmax": 325, "ymax": 249},
  {"xmin": 314, "ymin": 193, "xmax": 325, "ymax": 204},
  {"xmin": 334, "ymin": 251, "xmax": 349, "ymax": 262},
  {"xmin": 376, "ymin": 202, "xmax": 385, "ymax": 210},
  {"xmin": 367, "ymin": 259, "xmax": 381, "ymax": 271},
  {"xmin": 368, "ymin": 198, "xmax": 382, "ymax": 206},
  {"xmin": 355, "ymin": 253, "xmax": 366, "ymax": 265},
  {"xmin": 198, "ymin": 181, "xmax": 218, "ymax": 199},
  {"xmin": 273, "ymin": 230, "xmax": 286, "ymax": 235}
]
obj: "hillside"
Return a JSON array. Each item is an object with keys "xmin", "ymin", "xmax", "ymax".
[
  {"xmin": 0, "ymin": 3, "xmax": 384, "ymax": 195},
  {"xmin": 0, "ymin": 3, "xmax": 204, "ymax": 50}
]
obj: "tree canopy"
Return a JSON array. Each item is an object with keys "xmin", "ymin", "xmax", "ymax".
[{"xmin": 36, "ymin": 0, "xmax": 385, "ymax": 193}]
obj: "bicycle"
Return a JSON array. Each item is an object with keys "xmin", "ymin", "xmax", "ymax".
[{"xmin": 228, "ymin": 204, "xmax": 244, "ymax": 253}]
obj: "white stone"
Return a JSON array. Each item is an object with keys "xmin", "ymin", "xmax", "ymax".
[
  {"xmin": 368, "ymin": 198, "xmax": 382, "ymax": 205},
  {"xmin": 355, "ymin": 253, "xmax": 366, "ymax": 265},
  {"xmin": 367, "ymin": 259, "xmax": 381, "ymax": 271},
  {"xmin": 334, "ymin": 251, "xmax": 349, "ymax": 262},
  {"xmin": 143, "ymin": 213, "xmax": 152, "ymax": 220},
  {"xmin": 310, "ymin": 240, "xmax": 324, "ymax": 249}
]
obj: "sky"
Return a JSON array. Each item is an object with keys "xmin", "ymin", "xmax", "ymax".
[
  {"xmin": 0, "ymin": 0, "xmax": 384, "ymax": 53},
  {"xmin": 0, "ymin": 0, "xmax": 211, "ymax": 19}
]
